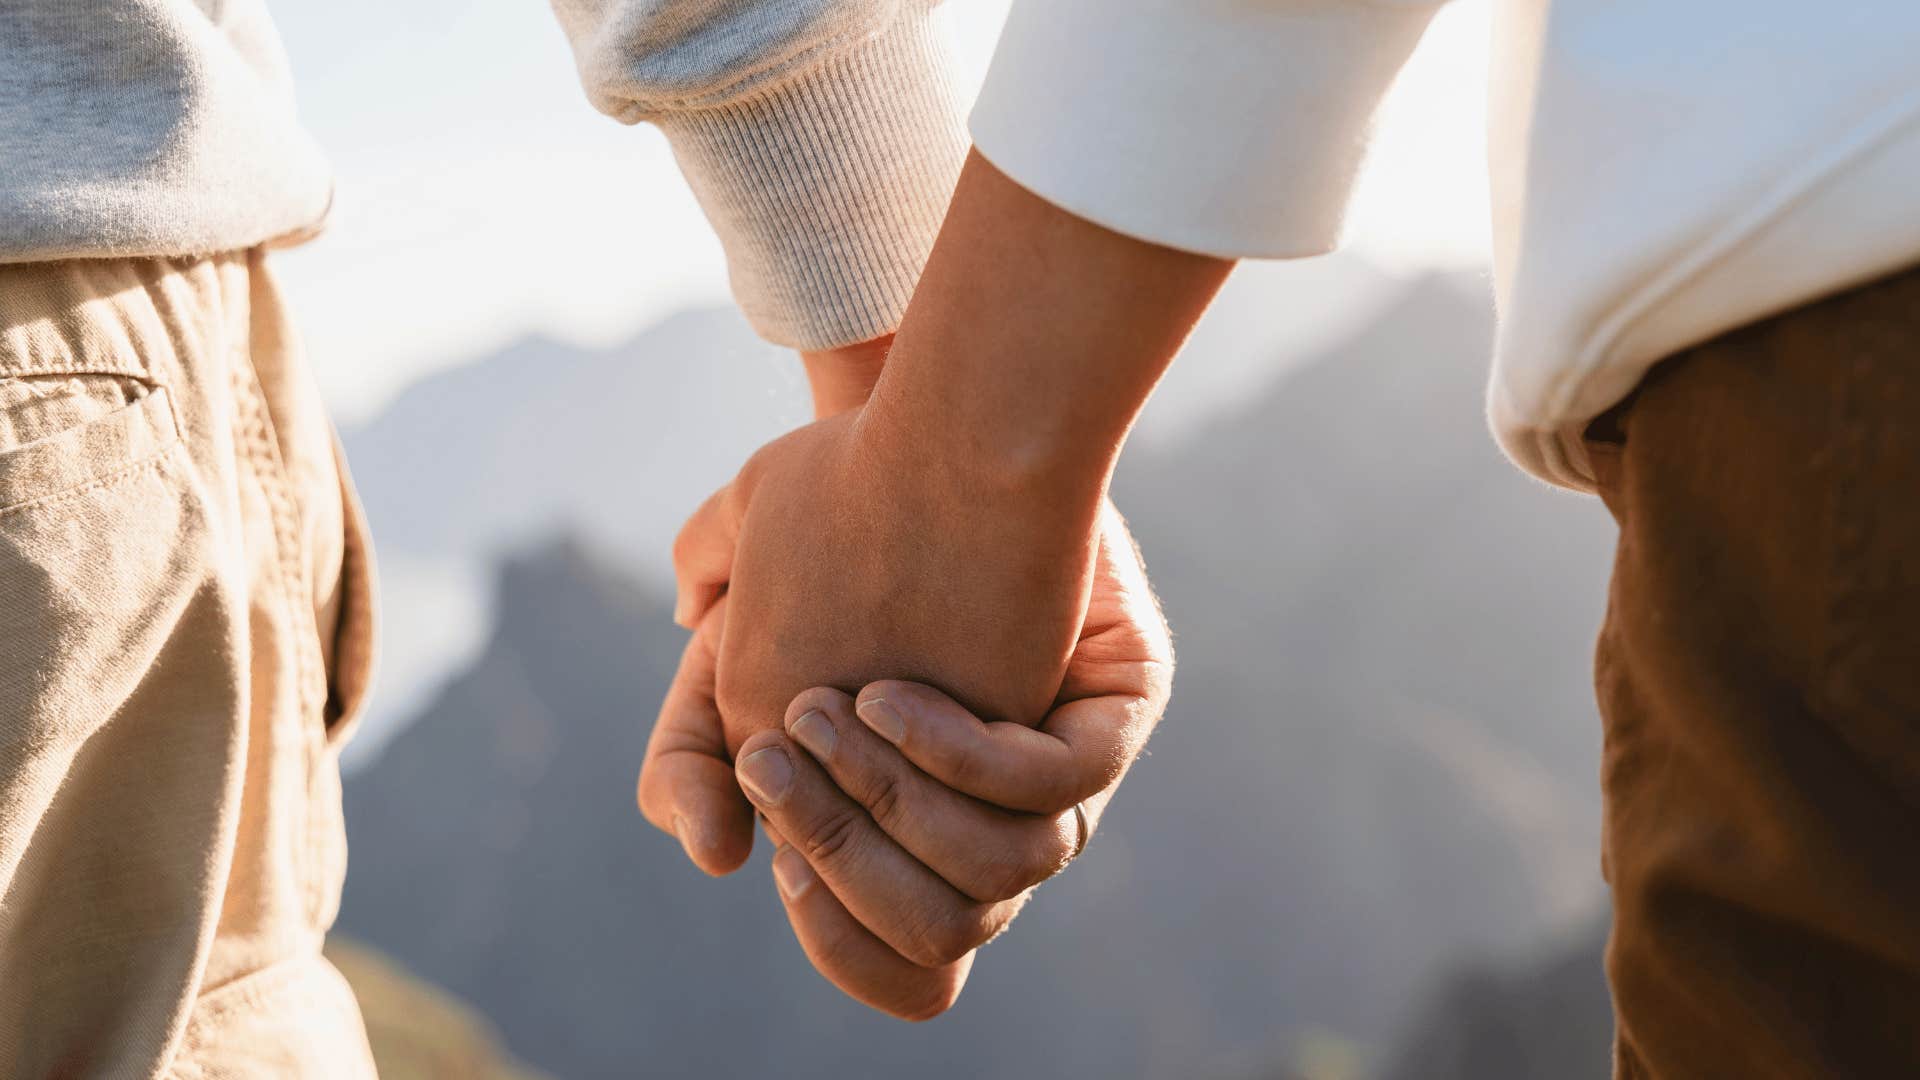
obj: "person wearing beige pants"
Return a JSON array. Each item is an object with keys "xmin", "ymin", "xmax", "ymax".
[
  {"xmin": 3, "ymin": 1, "xmax": 1168, "ymax": 1062},
  {"xmin": 0, "ymin": 253, "xmax": 378, "ymax": 1076}
]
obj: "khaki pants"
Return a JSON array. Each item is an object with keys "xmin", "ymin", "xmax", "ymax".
[
  {"xmin": 0, "ymin": 252, "xmax": 377, "ymax": 1077},
  {"xmin": 1590, "ymin": 265, "xmax": 1920, "ymax": 1077}
]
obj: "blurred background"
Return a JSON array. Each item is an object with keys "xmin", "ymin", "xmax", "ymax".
[{"xmin": 270, "ymin": 1, "xmax": 1621, "ymax": 1076}]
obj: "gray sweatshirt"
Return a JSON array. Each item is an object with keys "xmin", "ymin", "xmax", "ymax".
[{"xmin": 0, "ymin": 1, "xmax": 333, "ymax": 262}]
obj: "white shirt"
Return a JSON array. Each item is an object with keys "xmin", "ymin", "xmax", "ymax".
[{"xmin": 968, "ymin": 0, "xmax": 1920, "ymax": 488}]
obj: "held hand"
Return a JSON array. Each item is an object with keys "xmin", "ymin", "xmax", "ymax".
[
  {"xmin": 676, "ymin": 150, "xmax": 1225, "ymax": 756},
  {"xmin": 747, "ymin": 503, "xmax": 1168, "ymax": 1016},
  {"xmin": 672, "ymin": 404, "xmax": 1107, "ymax": 756},
  {"xmin": 637, "ymin": 503, "xmax": 1170, "ymax": 1018},
  {"xmin": 642, "ymin": 149, "xmax": 1218, "ymax": 1014}
]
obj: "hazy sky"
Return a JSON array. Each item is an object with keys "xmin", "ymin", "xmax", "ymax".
[{"xmin": 273, "ymin": 0, "xmax": 1493, "ymax": 422}]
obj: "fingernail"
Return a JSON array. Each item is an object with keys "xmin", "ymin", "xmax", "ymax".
[
  {"xmin": 789, "ymin": 709, "xmax": 836, "ymax": 761},
  {"xmin": 772, "ymin": 846, "xmax": 816, "ymax": 901},
  {"xmin": 856, "ymin": 697, "xmax": 905, "ymax": 745},
  {"xmin": 671, "ymin": 814, "xmax": 698, "ymax": 860},
  {"xmin": 737, "ymin": 746, "xmax": 793, "ymax": 806}
]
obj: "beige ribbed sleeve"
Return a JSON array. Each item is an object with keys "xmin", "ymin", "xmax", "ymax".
[{"xmin": 551, "ymin": 0, "xmax": 967, "ymax": 349}]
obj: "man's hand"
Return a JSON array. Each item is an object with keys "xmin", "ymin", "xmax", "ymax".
[{"xmin": 638, "ymin": 503, "xmax": 1171, "ymax": 1018}]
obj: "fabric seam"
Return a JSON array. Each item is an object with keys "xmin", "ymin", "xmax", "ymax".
[
  {"xmin": 228, "ymin": 348, "xmax": 330, "ymax": 920},
  {"xmin": 0, "ymin": 437, "xmax": 182, "ymax": 521},
  {"xmin": 0, "ymin": 358, "xmax": 158, "ymax": 381}
]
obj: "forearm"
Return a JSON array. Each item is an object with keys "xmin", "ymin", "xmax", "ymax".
[{"xmin": 862, "ymin": 151, "xmax": 1235, "ymax": 495}]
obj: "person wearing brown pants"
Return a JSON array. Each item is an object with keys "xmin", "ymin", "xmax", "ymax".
[
  {"xmin": 658, "ymin": 134, "xmax": 1920, "ymax": 1073},
  {"xmin": 1588, "ymin": 264, "xmax": 1920, "ymax": 1077}
]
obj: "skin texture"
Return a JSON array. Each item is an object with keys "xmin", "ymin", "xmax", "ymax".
[
  {"xmin": 800, "ymin": 335, "xmax": 892, "ymax": 419},
  {"xmin": 676, "ymin": 402, "xmax": 1104, "ymax": 753},
  {"xmin": 641, "ymin": 501, "xmax": 1171, "ymax": 1018},
  {"xmin": 649, "ymin": 152, "xmax": 1234, "ymax": 1016}
]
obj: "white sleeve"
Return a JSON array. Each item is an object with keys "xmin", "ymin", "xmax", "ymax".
[{"xmin": 970, "ymin": 0, "xmax": 1446, "ymax": 260}]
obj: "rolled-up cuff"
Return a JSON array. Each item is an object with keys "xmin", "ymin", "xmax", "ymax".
[
  {"xmin": 972, "ymin": 0, "xmax": 1441, "ymax": 261},
  {"xmin": 656, "ymin": 9, "xmax": 967, "ymax": 350}
]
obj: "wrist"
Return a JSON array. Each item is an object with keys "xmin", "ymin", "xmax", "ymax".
[
  {"xmin": 851, "ymin": 364, "xmax": 1120, "ymax": 537},
  {"xmin": 852, "ymin": 150, "xmax": 1231, "ymax": 498},
  {"xmin": 801, "ymin": 335, "xmax": 893, "ymax": 418},
  {"xmin": 858, "ymin": 343, "xmax": 1122, "ymax": 501}
]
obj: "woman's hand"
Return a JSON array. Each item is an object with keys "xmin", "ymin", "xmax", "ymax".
[
  {"xmin": 671, "ymin": 400, "xmax": 1109, "ymax": 757},
  {"xmin": 638, "ymin": 502, "xmax": 1170, "ymax": 1018}
]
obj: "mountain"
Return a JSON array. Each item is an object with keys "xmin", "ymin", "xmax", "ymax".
[
  {"xmin": 335, "ymin": 272, "xmax": 1620, "ymax": 1077},
  {"xmin": 1380, "ymin": 921, "xmax": 1612, "ymax": 1080},
  {"xmin": 339, "ymin": 309, "xmax": 805, "ymax": 580}
]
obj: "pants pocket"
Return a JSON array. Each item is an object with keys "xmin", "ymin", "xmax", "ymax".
[
  {"xmin": 0, "ymin": 424, "xmax": 228, "ymax": 1078},
  {"xmin": 0, "ymin": 378, "xmax": 179, "ymax": 513}
]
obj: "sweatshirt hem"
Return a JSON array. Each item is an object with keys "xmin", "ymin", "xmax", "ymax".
[{"xmin": 1493, "ymin": 88, "xmax": 1920, "ymax": 493}]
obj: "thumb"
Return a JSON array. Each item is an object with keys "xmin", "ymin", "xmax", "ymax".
[{"xmin": 639, "ymin": 597, "xmax": 753, "ymax": 875}]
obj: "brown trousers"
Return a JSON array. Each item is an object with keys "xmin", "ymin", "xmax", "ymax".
[{"xmin": 1589, "ymin": 265, "xmax": 1920, "ymax": 1078}]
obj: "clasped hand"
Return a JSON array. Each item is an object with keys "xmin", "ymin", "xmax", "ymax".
[{"xmin": 637, "ymin": 403, "xmax": 1171, "ymax": 1019}]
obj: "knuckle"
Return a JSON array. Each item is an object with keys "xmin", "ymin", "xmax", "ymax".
[
  {"xmin": 1048, "ymin": 749, "xmax": 1116, "ymax": 814},
  {"xmin": 1003, "ymin": 768, "xmax": 1078, "ymax": 816},
  {"xmin": 939, "ymin": 742, "xmax": 986, "ymax": 794},
  {"xmin": 904, "ymin": 907, "xmax": 990, "ymax": 969},
  {"xmin": 1034, "ymin": 774, "xmax": 1083, "ymax": 816},
  {"xmin": 797, "ymin": 805, "xmax": 866, "ymax": 867},
  {"xmin": 1025, "ymin": 825, "xmax": 1077, "ymax": 884},
  {"xmin": 904, "ymin": 929, "xmax": 966, "ymax": 970},
  {"xmin": 983, "ymin": 829, "xmax": 1072, "ymax": 902},
  {"xmin": 979, "ymin": 893, "xmax": 1032, "ymax": 949},
  {"xmin": 861, "ymin": 770, "xmax": 905, "ymax": 831},
  {"xmin": 975, "ymin": 856, "xmax": 1033, "ymax": 905},
  {"xmin": 1067, "ymin": 777, "xmax": 1109, "ymax": 815}
]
